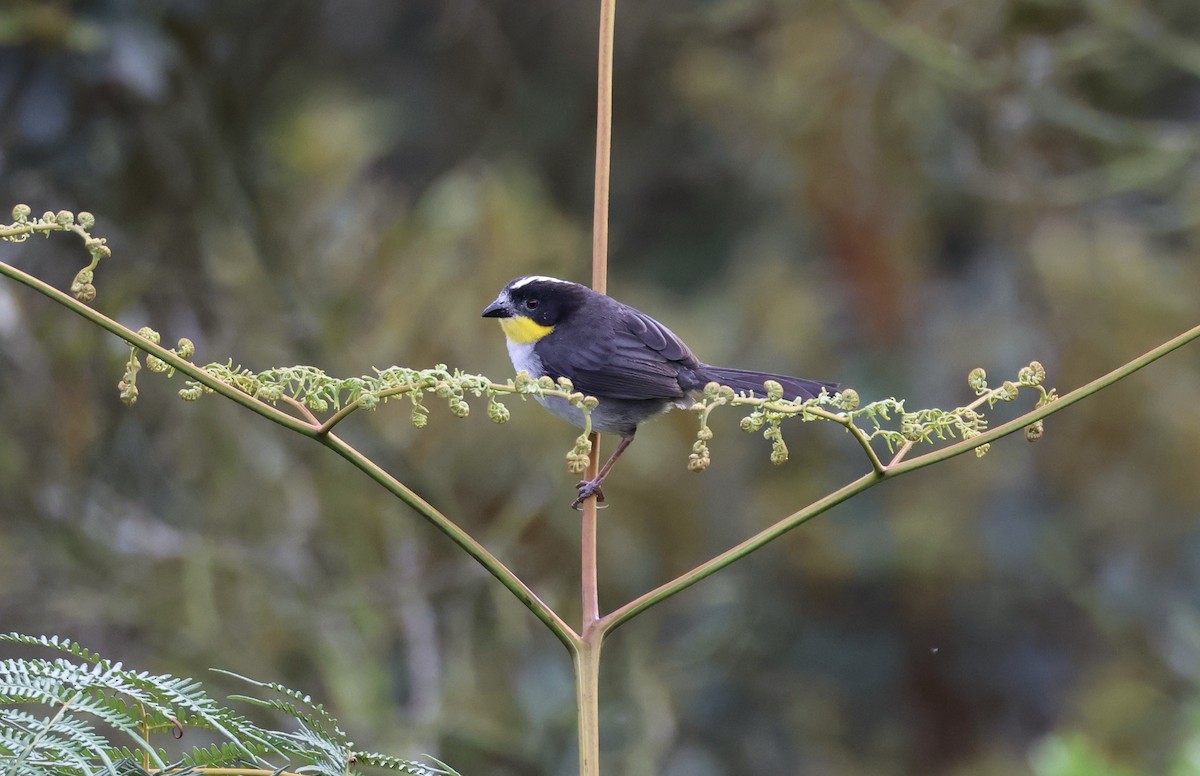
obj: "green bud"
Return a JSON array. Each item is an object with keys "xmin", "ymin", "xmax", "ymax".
[
  {"xmin": 703, "ymin": 381, "xmax": 721, "ymax": 399},
  {"xmin": 146, "ymin": 355, "xmax": 169, "ymax": 373},
  {"xmin": 257, "ymin": 385, "xmax": 283, "ymax": 402},
  {"xmin": 411, "ymin": 406, "xmax": 428, "ymax": 428},
  {"xmin": 77, "ymin": 211, "xmax": 95, "ymax": 229},
  {"xmin": 556, "ymin": 376, "xmax": 574, "ymax": 390},
  {"xmin": 740, "ymin": 414, "xmax": 764, "ymax": 432},
  {"xmin": 118, "ymin": 378, "xmax": 138, "ymax": 406},
  {"xmin": 536, "ymin": 375, "xmax": 555, "ymax": 390},
  {"xmin": 434, "ymin": 380, "xmax": 453, "ymax": 398},
  {"xmin": 358, "ymin": 393, "xmax": 379, "ymax": 411},
  {"xmin": 137, "ymin": 327, "xmax": 161, "ymax": 344},
  {"xmin": 567, "ymin": 452, "xmax": 590, "ymax": 474},
  {"xmin": 696, "ymin": 426, "xmax": 713, "ymax": 441},
  {"xmin": 1025, "ymin": 420, "xmax": 1043, "ymax": 442},
  {"xmin": 488, "ymin": 399, "xmax": 510, "ymax": 423},
  {"xmin": 12, "ymin": 204, "xmax": 31, "ymax": 222},
  {"xmin": 41, "ymin": 211, "xmax": 54, "ymax": 223},
  {"xmin": 55, "ymin": 210, "xmax": 74, "ymax": 227},
  {"xmin": 770, "ymin": 440, "xmax": 788, "ymax": 465},
  {"xmin": 1018, "ymin": 360, "xmax": 1046, "ymax": 386},
  {"xmin": 974, "ymin": 443, "xmax": 990, "ymax": 458},
  {"xmin": 967, "ymin": 368, "xmax": 987, "ymax": 393},
  {"xmin": 179, "ymin": 385, "xmax": 203, "ymax": 401},
  {"xmin": 86, "ymin": 240, "xmax": 111, "ymax": 260},
  {"xmin": 450, "ymin": 399, "xmax": 469, "ymax": 418},
  {"xmin": 71, "ymin": 268, "xmax": 97, "ymax": 302},
  {"xmin": 175, "ymin": 338, "xmax": 195, "ymax": 358},
  {"xmin": 835, "ymin": 388, "xmax": 860, "ymax": 411},
  {"xmin": 764, "ymin": 380, "xmax": 784, "ymax": 401},
  {"xmin": 1000, "ymin": 381, "xmax": 1019, "ymax": 401},
  {"xmin": 581, "ymin": 396, "xmax": 599, "ymax": 410},
  {"xmin": 307, "ymin": 397, "xmax": 329, "ymax": 413},
  {"xmin": 73, "ymin": 282, "xmax": 96, "ymax": 303}
]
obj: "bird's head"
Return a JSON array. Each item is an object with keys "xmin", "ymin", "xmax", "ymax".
[{"xmin": 482, "ymin": 275, "xmax": 589, "ymax": 344}]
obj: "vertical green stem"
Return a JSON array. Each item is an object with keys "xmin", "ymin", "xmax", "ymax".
[
  {"xmin": 578, "ymin": 0, "xmax": 616, "ymax": 773},
  {"xmin": 591, "ymin": 0, "xmax": 615, "ymax": 298},
  {"xmin": 573, "ymin": 628, "xmax": 603, "ymax": 776}
]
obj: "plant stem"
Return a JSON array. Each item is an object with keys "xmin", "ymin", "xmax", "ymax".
[
  {"xmin": 572, "ymin": 627, "xmax": 603, "ymax": 776},
  {"xmin": 581, "ymin": 433, "xmax": 601, "ymax": 628},
  {"xmin": 591, "ymin": 0, "xmax": 615, "ymax": 298},
  {"xmin": 577, "ymin": 0, "xmax": 617, "ymax": 773}
]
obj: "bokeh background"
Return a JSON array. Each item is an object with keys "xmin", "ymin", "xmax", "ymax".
[{"xmin": 2, "ymin": 1, "xmax": 1199, "ymax": 774}]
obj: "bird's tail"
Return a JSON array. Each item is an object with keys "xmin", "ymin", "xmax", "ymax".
[{"xmin": 699, "ymin": 365, "xmax": 837, "ymax": 402}]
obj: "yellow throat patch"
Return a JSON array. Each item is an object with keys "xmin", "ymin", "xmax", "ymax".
[{"xmin": 499, "ymin": 315, "xmax": 554, "ymax": 344}]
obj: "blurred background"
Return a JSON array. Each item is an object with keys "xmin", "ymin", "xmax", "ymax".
[{"xmin": 1, "ymin": 1, "xmax": 1199, "ymax": 774}]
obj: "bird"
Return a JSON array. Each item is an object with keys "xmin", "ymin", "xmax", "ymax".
[{"xmin": 482, "ymin": 275, "xmax": 837, "ymax": 509}]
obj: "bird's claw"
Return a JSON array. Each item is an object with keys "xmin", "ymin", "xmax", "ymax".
[{"xmin": 571, "ymin": 479, "xmax": 607, "ymax": 510}]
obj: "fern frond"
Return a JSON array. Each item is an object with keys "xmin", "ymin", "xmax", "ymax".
[
  {"xmin": 0, "ymin": 634, "xmax": 104, "ymax": 665},
  {"xmin": 357, "ymin": 750, "xmax": 461, "ymax": 775},
  {"xmin": 1, "ymin": 635, "xmax": 458, "ymax": 776}
]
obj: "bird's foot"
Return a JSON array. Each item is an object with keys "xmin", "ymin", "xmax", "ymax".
[{"xmin": 571, "ymin": 479, "xmax": 607, "ymax": 510}]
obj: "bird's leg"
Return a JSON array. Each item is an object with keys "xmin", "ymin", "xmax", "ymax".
[{"xmin": 572, "ymin": 433, "xmax": 635, "ymax": 510}]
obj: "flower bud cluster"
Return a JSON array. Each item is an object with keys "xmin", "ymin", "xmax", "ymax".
[
  {"xmin": 689, "ymin": 425, "xmax": 714, "ymax": 472},
  {"xmin": 764, "ymin": 424, "xmax": 788, "ymax": 465},
  {"xmin": 566, "ymin": 433, "xmax": 592, "ymax": 473},
  {"xmin": 71, "ymin": 268, "xmax": 96, "ymax": 303}
]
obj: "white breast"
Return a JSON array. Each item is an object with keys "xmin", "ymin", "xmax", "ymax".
[
  {"xmin": 506, "ymin": 338, "xmax": 545, "ymax": 377},
  {"xmin": 504, "ymin": 338, "xmax": 586, "ymax": 426}
]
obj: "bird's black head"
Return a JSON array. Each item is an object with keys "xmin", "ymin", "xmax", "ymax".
[{"xmin": 482, "ymin": 276, "xmax": 590, "ymax": 337}]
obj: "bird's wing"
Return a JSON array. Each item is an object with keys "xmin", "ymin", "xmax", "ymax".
[{"xmin": 539, "ymin": 304, "xmax": 698, "ymax": 401}]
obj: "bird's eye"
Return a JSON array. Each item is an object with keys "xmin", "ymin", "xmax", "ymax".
[{"xmin": 525, "ymin": 299, "xmax": 539, "ymax": 310}]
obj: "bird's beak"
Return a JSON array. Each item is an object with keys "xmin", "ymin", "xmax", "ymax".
[{"xmin": 481, "ymin": 295, "xmax": 512, "ymax": 318}]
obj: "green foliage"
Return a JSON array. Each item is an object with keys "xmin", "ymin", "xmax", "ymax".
[
  {"xmin": 0, "ymin": 205, "xmax": 109, "ymax": 303},
  {"xmin": 1031, "ymin": 735, "xmax": 1140, "ymax": 776},
  {"xmin": 0, "ymin": 634, "xmax": 458, "ymax": 776}
]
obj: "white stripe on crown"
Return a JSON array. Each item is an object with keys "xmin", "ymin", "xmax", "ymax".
[{"xmin": 510, "ymin": 275, "xmax": 574, "ymax": 290}]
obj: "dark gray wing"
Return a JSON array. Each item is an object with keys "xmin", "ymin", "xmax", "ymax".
[{"xmin": 539, "ymin": 302, "xmax": 700, "ymax": 401}]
